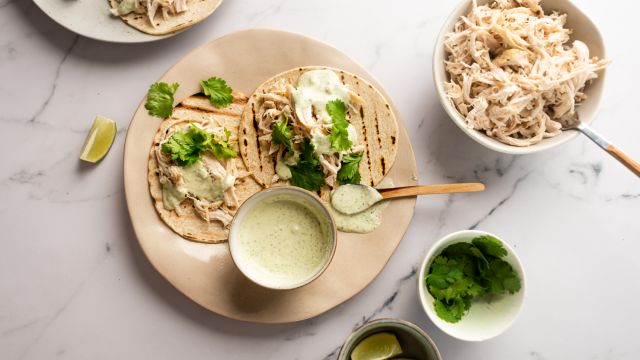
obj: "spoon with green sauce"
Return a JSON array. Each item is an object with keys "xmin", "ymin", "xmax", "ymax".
[{"xmin": 331, "ymin": 183, "xmax": 485, "ymax": 215}]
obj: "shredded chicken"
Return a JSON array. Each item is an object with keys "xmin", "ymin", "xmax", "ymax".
[
  {"xmin": 192, "ymin": 199, "xmax": 233, "ymax": 226},
  {"xmin": 111, "ymin": 0, "xmax": 190, "ymax": 28},
  {"xmin": 255, "ymin": 74, "xmax": 363, "ymax": 185},
  {"xmin": 202, "ymin": 156, "xmax": 226, "ymax": 181},
  {"xmin": 155, "ymin": 118, "xmax": 240, "ymax": 226},
  {"xmin": 444, "ymin": 0, "xmax": 608, "ymax": 146}
]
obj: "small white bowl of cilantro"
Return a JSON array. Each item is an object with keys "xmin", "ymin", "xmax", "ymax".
[{"xmin": 417, "ymin": 230, "xmax": 525, "ymax": 341}]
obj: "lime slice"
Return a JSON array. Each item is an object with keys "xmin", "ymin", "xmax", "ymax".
[
  {"xmin": 351, "ymin": 332, "xmax": 403, "ymax": 360},
  {"xmin": 80, "ymin": 116, "xmax": 117, "ymax": 163}
]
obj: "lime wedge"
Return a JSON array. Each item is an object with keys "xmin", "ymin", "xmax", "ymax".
[
  {"xmin": 351, "ymin": 332, "xmax": 403, "ymax": 360},
  {"xmin": 80, "ymin": 116, "xmax": 117, "ymax": 163}
]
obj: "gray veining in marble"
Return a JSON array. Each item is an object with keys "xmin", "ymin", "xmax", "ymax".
[{"xmin": 1, "ymin": 0, "xmax": 639, "ymax": 359}]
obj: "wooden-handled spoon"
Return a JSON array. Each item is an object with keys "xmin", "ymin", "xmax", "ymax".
[
  {"xmin": 377, "ymin": 183, "xmax": 485, "ymax": 199},
  {"xmin": 331, "ymin": 183, "xmax": 485, "ymax": 215}
]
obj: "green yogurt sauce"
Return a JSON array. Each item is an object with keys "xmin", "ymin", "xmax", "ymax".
[
  {"xmin": 291, "ymin": 69, "xmax": 359, "ymax": 157},
  {"xmin": 160, "ymin": 160, "xmax": 234, "ymax": 210},
  {"xmin": 329, "ymin": 179, "xmax": 394, "ymax": 233},
  {"xmin": 329, "ymin": 201, "xmax": 389, "ymax": 233},
  {"xmin": 291, "ymin": 69, "xmax": 351, "ymax": 125},
  {"xmin": 331, "ymin": 184, "xmax": 383, "ymax": 214},
  {"xmin": 236, "ymin": 195, "xmax": 333, "ymax": 286}
]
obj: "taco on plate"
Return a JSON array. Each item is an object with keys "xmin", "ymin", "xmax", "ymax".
[
  {"xmin": 239, "ymin": 67, "xmax": 399, "ymax": 200},
  {"xmin": 148, "ymin": 93, "xmax": 261, "ymax": 243}
]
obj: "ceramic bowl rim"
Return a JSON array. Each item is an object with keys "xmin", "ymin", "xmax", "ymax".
[
  {"xmin": 228, "ymin": 186, "xmax": 337, "ymax": 290},
  {"xmin": 417, "ymin": 229, "xmax": 527, "ymax": 341}
]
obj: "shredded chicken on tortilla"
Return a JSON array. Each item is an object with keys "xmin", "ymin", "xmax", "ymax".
[
  {"xmin": 255, "ymin": 77, "xmax": 363, "ymax": 187},
  {"xmin": 111, "ymin": 0, "xmax": 190, "ymax": 28},
  {"xmin": 444, "ymin": 0, "xmax": 608, "ymax": 146},
  {"xmin": 155, "ymin": 118, "xmax": 251, "ymax": 226}
]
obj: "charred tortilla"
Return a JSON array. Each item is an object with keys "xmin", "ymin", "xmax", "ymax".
[
  {"xmin": 239, "ymin": 66, "xmax": 399, "ymax": 200},
  {"xmin": 148, "ymin": 93, "xmax": 262, "ymax": 243}
]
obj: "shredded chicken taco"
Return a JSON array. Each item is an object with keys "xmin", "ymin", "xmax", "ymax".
[
  {"xmin": 148, "ymin": 94, "xmax": 261, "ymax": 243},
  {"xmin": 109, "ymin": 0, "xmax": 222, "ymax": 35},
  {"xmin": 239, "ymin": 67, "xmax": 399, "ymax": 201}
]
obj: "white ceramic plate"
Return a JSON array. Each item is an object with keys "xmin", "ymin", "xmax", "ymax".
[{"xmin": 33, "ymin": 0, "xmax": 220, "ymax": 43}]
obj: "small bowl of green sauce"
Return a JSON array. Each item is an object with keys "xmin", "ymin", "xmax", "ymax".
[
  {"xmin": 228, "ymin": 186, "xmax": 337, "ymax": 290},
  {"xmin": 417, "ymin": 230, "xmax": 526, "ymax": 341}
]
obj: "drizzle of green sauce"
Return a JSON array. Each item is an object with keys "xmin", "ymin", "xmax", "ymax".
[
  {"xmin": 291, "ymin": 69, "xmax": 351, "ymax": 125},
  {"xmin": 160, "ymin": 161, "xmax": 234, "ymax": 210}
]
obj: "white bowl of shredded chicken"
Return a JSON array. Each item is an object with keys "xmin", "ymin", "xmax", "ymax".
[{"xmin": 434, "ymin": 0, "xmax": 608, "ymax": 153}]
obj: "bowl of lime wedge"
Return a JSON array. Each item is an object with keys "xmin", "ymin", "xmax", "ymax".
[{"xmin": 337, "ymin": 318, "xmax": 441, "ymax": 360}]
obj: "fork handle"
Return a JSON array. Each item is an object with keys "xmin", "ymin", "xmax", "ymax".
[
  {"xmin": 576, "ymin": 122, "xmax": 640, "ymax": 177},
  {"xmin": 605, "ymin": 145, "xmax": 640, "ymax": 177}
]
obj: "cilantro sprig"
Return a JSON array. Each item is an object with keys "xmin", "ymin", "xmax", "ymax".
[
  {"xmin": 161, "ymin": 124, "xmax": 236, "ymax": 166},
  {"xmin": 337, "ymin": 153, "xmax": 363, "ymax": 185},
  {"xmin": 271, "ymin": 116, "xmax": 293, "ymax": 152},
  {"xmin": 144, "ymin": 76, "xmax": 232, "ymax": 118},
  {"xmin": 209, "ymin": 128, "xmax": 237, "ymax": 160},
  {"xmin": 200, "ymin": 77, "xmax": 233, "ymax": 108},
  {"xmin": 326, "ymin": 99, "xmax": 352, "ymax": 151},
  {"xmin": 425, "ymin": 236, "xmax": 521, "ymax": 323},
  {"xmin": 145, "ymin": 82, "xmax": 179, "ymax": 118},
  {"xmin": 288, "ymin": 139, "xmax": 325, "ymax": 191}
]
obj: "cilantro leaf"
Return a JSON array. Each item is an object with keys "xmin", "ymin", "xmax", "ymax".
[
  {"xmin": 442, "ymin": 242, "xmax": 488, "ymax": 273},
  {"xmin": 161, "ymin": 124, "xmax": 236, "ymax": 166},
  {"xmin": 272, "ymin": 118, "xmax": 293, "ymax": 151},
  {"xmin": 289, "ymin": 166, "xmax": 325, "ymax": 191},
  {"xmin": 441, "ymin": 242, "xmax": 473, "ymax": 257},
  {"xmin": 337, "ymin": 152, "xmax": 363, "ymax": 185},
  {"xmin": 434, "ymin": 297, "xmax": 470, "ymax": 323},
  {"xmin": 209, "ymin": 144, "xmax": 237, "ymax": 159},
  {"xmin": 426, "ymin": 257, "xmax": 472, "ymax": 302},
  {"xmin": 482, "ymin": 259, "xmax": 521, "ymax": 295},
  {"xmin": 466, "ymin": 280, "xmax": 487, "ymax": 298},
  {"xmin": 145, "ymin": 82, "xmax": 179, "ymax": 118},
  {"xmin": 288, "ymin": 139, "xmax": 325, "ymax": 191},
  {"xmin": 161, "ymin": 124, "xmax": 207, "ymax": 166},
  {"xmin": 299, "ymin": 137, "xmax": 320, "ymax": 168},
  {"xmin": 426, "ymin": 257, "xmax": 465, "ymax": 290},
  {"xmin": 208, "ymin": 129, "xmax": 237, "ymax": 159},
  {"xmin": 200, "ymin": 77, "xmax": 233, "ymax": 108},
  {"xmin": 472, "ymin": 235, "xmax": 508, "ymax": 258},
  {"xmin": 326, "ymin": 99, "xmax": 352, "ymax": 151}
]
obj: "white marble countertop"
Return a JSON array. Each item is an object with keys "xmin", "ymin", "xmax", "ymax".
[{"xmin": 2, "ymin": 0, "xmax": 639, "ymax": 359}]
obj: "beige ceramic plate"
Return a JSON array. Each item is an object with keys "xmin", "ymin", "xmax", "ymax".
[{"xmin": 123, "ymin": 29, "xmax": 418, "ymax": 323}]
